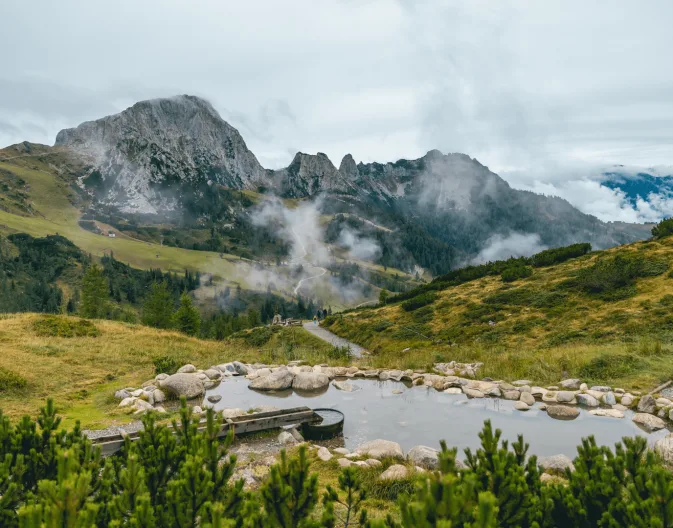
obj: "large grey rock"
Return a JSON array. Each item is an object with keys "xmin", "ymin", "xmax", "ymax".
[
  {"xmin": 589, "ymin": 409, "xmax": 624, "ymax": 418},
  {"xmin": 502, "ymin": 390, "xmax": 520, "ymax": 400},
  {"xmin": 152, "ymin": 389, "xmax": 166, "ymax": 404},
  {"xmin": 590, "ymin": 386, "xmax": 611, "ymax": 392},
  {"xmin": 602, "ymin": 392, "xmax": 617, "ymax": 406},
  {"xmin": 207, "ymin": 394, "xmax": 222, "ymax": 403},
  {"xmin": 155, "ymin": 373, "xmax": 169, "ymax": 381},
  {"xmin": 515, "ymin": 401, "xmax": 530, "ymax": 411},
  {"xmin": 463, "ymin": 388, "xmax": 484, "ymax": 398},
  {"xmin": 355, "ymin": 439, "xmax": 404, "ymax": 459},
  {"xmin": 556, "ymin": 391, "xmax": 576, "ymax": 403},
  {"xmin": 177, "ymin": 364, "xmax": 197, "ymax": 373},
  {"xmin": 221, "ymin": 408, "xmax": 245, "ymax": 419},
  {"xmin": 520, "ymin": 392, "xmax": 535, "ymax": 406},
  {"xmin": 547, "ymin": 405, "xmax": 580, "ymax": 420},
  {"xmin": 115, "ymin": 389, "xmax": 131, "ymax": 400},
  {"xmin": 249, "ymin": 369, "xmax": 294, "ymax": 391},
  {"xmin": 333, "ymin": 380, "xmax": 360, "ymax": 392},
  {"xmin": 204, "ymin": 369, "xmax": 221, "ymax": 380},
  {"xmin": 379, "ymin": 464, "xmax": 408, "ymax": 481},
  {"xmin": 160, "ymin": 373, "xmax": 204, "ymax": 399},
  {"xmin": 278, "ymin": 431, "xmax": 297, "ymax": 446},
  {"xmin": 539, "ymin": 454, "xmax": 575, "ymax": 475},
  {"xmin": 317, "ymin": 447, "xmax": 333, "ymax": 462},
  {"xmin": 632, "ymin": 412, "xmax": 666, "ymax": 432},
  {"xmin": 292, "ymin": 372, "xmax": 330, "ymax": 391},
  {"xmin": 560, "ymin": 379, "xmax": 581, "ymax": 389},
  {"xmin": 655, "ymin": 434, "xmax": 673, "ymax": 463},
  {"xmin": 621, "ymin": 393, "xmax": 634, "ymax": 406},
  {"xmin": 576, "ymin": 393, "xmax": 599, "ymax": 407},
  {"xmin": 407, "ymin": 445, "xmax": 439, "ymax": 469},
  {"xmin": 638, "ymin": 395, "xmax": 656, "ymax": 413},
  {"xmin": 232, "ymin": 361, "xmax": 250, "ymax": 376}
]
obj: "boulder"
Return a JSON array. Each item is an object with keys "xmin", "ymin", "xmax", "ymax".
[
  {"xmin": 579, "ymin": 383, "xmax": 588, "ymax": 391},
  {"xmin": 560, "ymin": 379, "xmax": 581, "ymax": 389},
  {"xmin": 485, "ymin": 387, "xmax": 502, "ymax": 398},
  {"xmin": 657, "ymin": 397, "xmax": 673, "ymax": 407},
  {"xmin": 444, "ymin": 388, "xmax": 462, "ymax": 395},
  {"xmin": 585, "ymin": 389, "xmax": 605, "ymax": 400},
  {"xmin": 131, "ymin": 389, "xmax": 143, "ymax": 397},
  {"xmin": 531, "ymin": 387, "xmax": 548, "ymax": 398},
  {"xmin": 160, "ymin": 373, "xmax": 205, "ymax": 399},
  {"xmin": 621, "ymin": 393, "xmax": 634, "ymax": 406},
  {"xmin": 655, "ymin": 434, "xmax": 673, "ymax": 463},
  {"xmin": 556, "ymin": 391, "xmax": 576, "ymax": 404},
  {"xmin": 520, "ymin": 392, "xmax": 535, "ymax": 406},
  {"xmin": 502, "ymin": 390, "xmax": 521, "ymax": 401},
  {"xmin": 152, "ymin": 389, "xmax": 166, "ymax": 404},
  {"xmin": 333, "ymin": 447, "xmax": 350, "ymax": 455},
  {"xmin": 576, "ymin": 393, "xmax": 599, "ymax": 407},
  {"xmin": 366, "ymin": 459, "xmax": 382, "ymax": 467},
  {"xmin": 379, "ymin": 464, "xmax": 408, "ymax": 481},
  {"xmin": 463, "ymin": 388, "xmax": 484, "ymax": 398},
  {"xmin": 337, "ymin": 458, "xmax": 353, "ymax": 468},
  {"xmin": 177, "ymin": 364, "xmax": 197, "ymax": 373},
  {"xmin": 539, "ymin": 454, "xmax": 575, "ymax": 475},
  {"xmin": 247, "ymin": 368, "xmax": 271, "ymax": 380},
  {"xmin": 221, "ymin": 408, "xmax": 245, "ymax": 419},
  {"xmin": 407, "ymin": 445, "xmax": 439, "ymax": 469},
  {"xmin": 547, "ymin": 405, "xmax": 580, "ymax": 420},
  {"xmin": 602, "ymin": 392, "xmax": 617, "ymax": 406},
  {"xmin": 115, "ymin": 389, "xmax": 131, "ymax": 400},
  {"xmin": 249, "ymin": 369, "xmax": 294, "ymax": 391},
  {"xmin": 232, "ymin": 361, "xmax": 250, "ymax": 376},
  {"xmin": 204, "ymin": 369, "xmax": 221, "ymax": 380},
  {"xmin": 134, "ymin": 399, "xmax": 153, "ymax": 411},
  {"xmin": 207, "ymin": 394, "xmax": 222, "ymax": 403},
  {"xmin": 317, "ymin": 447, "xmax": 333, "ymax": 462},
  {"xmin": 333, "ymin": 380, "xmax": 359, "ymax": 392},
  {"xmin": 192, "ymin": 406, "xmax": 204, "ymax": 415},
  {"xmin": 542, "ymin": 391, "xmax": 558, "ymax": 403},
  {"xmin": 119, "ymin": 397, "xmax": 135, "ymax": 408},
  {"xmin": 590, "ymin": 386, "xmax": 611, "ymax": 392},
  {"xmin": 278, "ymin": 431, "xmax": 297, "ymax": 446},
  {"xmin": 632, "ymin": 412, "xmax": 666, "ymax": 432},
  {"xmin": 589, "ymin": 408, "xmax": 624, "ymax": 418},
  {"xmin": 515, "ymin": 401, "xmax": 530, "ymax": 411},
  {"xmin": 355, "ymin": 439, "xmax": 404, "ymax": 460},
  {"xmin": 637, "ymin": 394, "xmax": 656, "ymax": 414},
  {"xmin": 292, "ymin": 372, "xmax": 330, "ymax": 391},
  {"xmin": 155, "ymin": 373, "xmax": 169, "ymax": 381}
]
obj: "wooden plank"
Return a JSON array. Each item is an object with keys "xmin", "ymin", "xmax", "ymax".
[
  {"xmin": 648, "ymin": 380, "xmax": 673, "ymax": 396},
  {"xmin": 92, "ymin": 406, "xmax": 319, "ymax": 456}
]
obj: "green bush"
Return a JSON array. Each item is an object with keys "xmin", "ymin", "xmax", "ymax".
[
  {"xmin": 578, "ymin": 353, "xmax": 643, "ymax": 382},
  {"xmin": 0, "ymin": 366, "xmax": 27, "ymax": 393},
  {"xmin": 4, "ymin": 403, "xmax": 673, "ymax": 527},
  {"xmin": 501, "ymin": 265, "xmax": 533, "ymax": 282},
  {"xmin": 242, "ymin": 326, "xmax": 274, "ymax": 347},
  {"xmin": 401, "ymin": 292, "xmax": 437, "ymax": 312},
  {"xmin": 573, "ymin": 254, "xmax": 668, "ymax": 299},
  {"xmin": 152, "ymin": 355, "xmax": 180, "ymax": 375},
  {"xmin": 652, "ymin": 217, "xmax": 673, "ymax": 239},
  {"xmin": 530, "ymin": 243, "xmax": 592, "ymax": 267},
  {"xmin": 32, "ymin": 316, "xmax": 100, "ymax": 338}
]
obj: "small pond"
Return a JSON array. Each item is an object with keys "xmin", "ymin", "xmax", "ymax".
[{"xmin": 204, "ymin": 377, "xmax": 670, "ymax": 458}]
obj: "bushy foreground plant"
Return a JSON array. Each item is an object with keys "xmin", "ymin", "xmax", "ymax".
[{"xmin": 2, "ymin": 402, "xmax": 673, "ymax": 527}]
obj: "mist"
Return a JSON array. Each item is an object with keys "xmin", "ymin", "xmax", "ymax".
[{"xmin": 471, "ymin": 232, "xmax": 547, "ymax": 265}]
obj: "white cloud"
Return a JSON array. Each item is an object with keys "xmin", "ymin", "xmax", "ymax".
[
  {"xmin": 1, "ymin": 0, "xmax": 672, "ymax": 210},
  {"xmin": 472, "ymin": 233, "xmax": 547, "ymax": 265}
]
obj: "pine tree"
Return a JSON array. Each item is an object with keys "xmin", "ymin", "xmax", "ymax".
[
  {"xmin": 378, "ymin": 290, "xmax": 389, "ymax": 305},
  {"xmin": 323, "ymin": 466, "xmax": 367, "ymax": 527},
  {"xmin": 80, "ymin": 265, "xmax": 109, "ymax": 319},
  {"xmin": 142, "ymin": 282, "xmax": 174, "ymax": 329},
  {"xmin": 174, "ymin": 294, "xmax": 201, "ymax": 336}
]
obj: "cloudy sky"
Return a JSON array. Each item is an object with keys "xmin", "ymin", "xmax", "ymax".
[{"xmin": 2, "ymin": 0, "xmax": 673, "ymax": 222}]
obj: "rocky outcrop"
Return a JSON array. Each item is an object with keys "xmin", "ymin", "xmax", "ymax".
[
  {"xmin": 539, "ymin": 455, "xmax": 575, "ymax": 475},
  {"xmin": 379, "ymin": 464, "xmax": 408, "ymax": 481},
  {"xmin": 632, "ymin": 413, "xmax": 666, "ymax": 432},
  {"xmin": 547, "ymin": 406, "xmax": 580, "ymax": 420}
]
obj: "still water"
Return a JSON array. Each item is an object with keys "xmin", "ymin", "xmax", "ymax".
[{"xmin": 205, "ymin": 377, "xmax": 669, "ymax": 458}]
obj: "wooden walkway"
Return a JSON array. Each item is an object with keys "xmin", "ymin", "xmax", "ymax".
[{"xmin": 92, "ymin": 406, "xmax": 319, "ymax": 456}]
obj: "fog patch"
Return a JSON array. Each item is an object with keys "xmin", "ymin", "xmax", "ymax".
[{"xmin": 472, "ymin": 232, "xmax": 547, "ymax": 265}]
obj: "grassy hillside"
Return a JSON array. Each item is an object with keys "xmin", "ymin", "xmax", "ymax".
[
  {"xmin": 322, "ymin": 235, "xmax": 673, "ymax": 392},
  {"xmin": 0, "ymin": 146, "xmax": 249, "ymax": 280},
  {"xmin": 0, "ymin": 313, "xmax": 340, "ymax": 427}
]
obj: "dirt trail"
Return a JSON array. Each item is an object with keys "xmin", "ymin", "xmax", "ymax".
[{"xmin": 302, "ymin": 321, "xmax": 367, "ymax": 357}]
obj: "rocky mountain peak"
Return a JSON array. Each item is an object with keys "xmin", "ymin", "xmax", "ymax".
[
  {"xmin": 338, "ymin": 154, "xmax": 359, "ymax": 180},
  {"xmin": 55, "ymin": 95, "xmax": 267, "ymax": 214}
]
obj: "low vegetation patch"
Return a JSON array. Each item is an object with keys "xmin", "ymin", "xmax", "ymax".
[
  {"xmin": 32, "ymin": 315, "xmax": 100, "ymax": 338},
  {"xmin": 0, "ymin": 366, "xmax": 27, "ymax": 393},
  {"xmin": 401, "ymin": 292, "xmax": 436, "ymax": 312}
]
